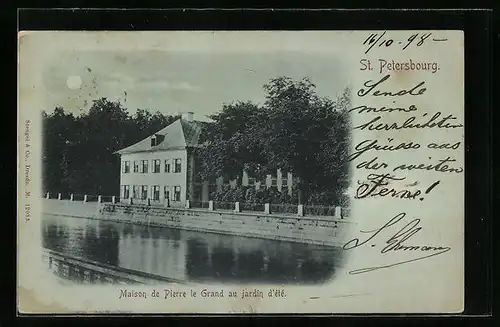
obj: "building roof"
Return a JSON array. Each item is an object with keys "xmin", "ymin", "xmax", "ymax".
[{"xmin": 114, "ymin": 118, "xmax": 205, "ymax": 155}]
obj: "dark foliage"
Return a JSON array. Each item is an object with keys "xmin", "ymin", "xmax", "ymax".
[
  {"xmin": 42, "ymin": 98, "xmax": 179, "ymax": 195},
  {"xmin": 197, "ymin": 77, "xmax": 351, "ymax": 205}
]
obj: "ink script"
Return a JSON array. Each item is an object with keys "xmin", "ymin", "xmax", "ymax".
[
  {"xmin": 345, "ymin": 31, "xmax": 464, "ymax": 276},
  {"xmin": 343, "ymin": 212, "xmax": 452, "ymax": 274}
]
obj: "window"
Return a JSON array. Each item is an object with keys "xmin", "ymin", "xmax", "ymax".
[
  {"xmin": 164, "ymin": 160, "xmax": 171, "ymax": 173},
  {"xmin": 133, "ymin": 161, "xmax": 139, "ymax": 173},
  {"xmin": 174, "ymin": 158, "xmax": 182, "ymax": 173},
  {"xmin": 142, "ymin": 160, "xmax": 148, "ymax": 173},
  {"xmin": 151, "ymin": 135, "xmax": 164, "ymax": 147},
  {"xmin": 282, "ymin": 178, "xmax": 288, "ymax": 186},
  {"xmin": 152, "ymin": 185, "xmax": 160, "ymax": 201},
  {"xmin": 152, "ymin": 159, "xmax": 161, "ymax": 173},
  {"xmin": 164, "ymin": 186, "xmax": 170, "ymax": 200},
  {"xmin": 271, "ymin": 179, "xmax": 277, "ymax": 186},
  {"xmin": 173, "ymin": 186, "xmax": 181, "ymax": 201},
  {"xmin": 122, "ymin": 161, "xmax": 130, "ymax": 173},
  {"xmin": 141, "ymin": 185, "xmax": 148, "ymax": 200},
  {"xmin": 133, "ymin": 186, "xmax": 140, "ymax": 199},
  {"xmin": 248, "ymin": 177, "xmax": 255, "ymax": 186},
  {"xmin": 122, "ymin": 185, "xmax": 130, "ymax": 199}
]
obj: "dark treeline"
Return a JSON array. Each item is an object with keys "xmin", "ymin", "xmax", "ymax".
[{"xmin": 42, "ymin": 98, "xmax": 179, "ymax": 195}]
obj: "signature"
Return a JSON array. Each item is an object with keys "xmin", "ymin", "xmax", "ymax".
[{"xmin": 343, "ymin": 212, "xmax": 451, "ymax": 275}]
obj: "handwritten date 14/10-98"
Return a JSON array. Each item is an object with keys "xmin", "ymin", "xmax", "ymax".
[{"xmin": 362, "ymin": 31, "xmax": 448, "ymax": 54}]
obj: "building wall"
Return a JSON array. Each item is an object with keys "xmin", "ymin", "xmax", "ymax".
[
  {"xmin": 119, "ymin": 148, "xmax": 294, "ymax": 206},
  {"xmin": 119, "ymin": 149, "xmax": 188, "ymax": 207}
]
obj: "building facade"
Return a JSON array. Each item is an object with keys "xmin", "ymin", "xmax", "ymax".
[{"xmin": 115, "ymin": 112, "xmax": 294, "ymax": 207}]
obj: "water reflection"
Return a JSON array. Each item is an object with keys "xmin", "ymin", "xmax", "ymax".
[{"xmin": 42, "ymin": 214, "xmax": 344, "ymax": 284}]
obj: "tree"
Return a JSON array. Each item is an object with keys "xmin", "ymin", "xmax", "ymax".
[
  {"xmin": 196, "ymin": 101, "xmax": 268, "ymax": 185},
  {"xmin": 318, "ymin": 86, "xmax": 351, "ymax": 204},
  {"xmin": 42, "ymin": 107, "xmax": 77, "ymax": 193},
  {"xmin": 258, "ymin": 77, "xmax": 351, "ymax": 204},
  {"xmin": 196, "ymin": 77, "xmax": 351, "ymax": 206},
  {"xmin": 42, "ymin": 97, "xmax": 179, "ymax": 196}
]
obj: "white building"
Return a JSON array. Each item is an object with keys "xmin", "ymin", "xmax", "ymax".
[{"xmin": 115, "ymin": 112, "xmax": 293, "ymax": 207}]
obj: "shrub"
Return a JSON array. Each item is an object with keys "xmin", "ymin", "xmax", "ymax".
[
  {"xmin": 210, "ymin": 183, "xmax": 346, "ymax": 208},
  {"xmin": 244, "ymin": 187, "xmax": 257, "ymax": 203}
]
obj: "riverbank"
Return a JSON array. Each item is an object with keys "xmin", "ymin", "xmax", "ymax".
[
  {"xmin": 42, "ymin": 248, "xmax": 187, "ymax": 285},
  {"xmin": 42, "ymin": 199, "xmax": 352, "ymax": 247}
]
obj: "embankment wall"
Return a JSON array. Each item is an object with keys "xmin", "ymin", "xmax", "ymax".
[{"xmin": 42, "ymin": 199, "xmax": 352, "ymax": 247}]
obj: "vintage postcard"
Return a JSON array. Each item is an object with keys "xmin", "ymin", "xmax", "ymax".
[{"xmin": 17, "ymin": 30, "xmax": 464, "ymax": 314}]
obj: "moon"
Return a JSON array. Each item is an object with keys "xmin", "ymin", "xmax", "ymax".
[{"xmin": 66, "ymin": 75, "xmax": 82, "ymax": 90}]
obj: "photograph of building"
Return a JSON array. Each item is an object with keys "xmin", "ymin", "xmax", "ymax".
[
  {"xmin": 116, "ymin": 112, "xmax": 294, "ymax": 207},
  {"xmin": 37, "ymin": 32, "xmax": 352, "ymax": 287}
]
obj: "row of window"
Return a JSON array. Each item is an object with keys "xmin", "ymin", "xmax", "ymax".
[
  {"xmin": 122, "ymin": 159, "xmax": 182, "ymax": 174},
  {"xmin": 121, "ymin": 185, "xmax": 182, "ymax": 201}
]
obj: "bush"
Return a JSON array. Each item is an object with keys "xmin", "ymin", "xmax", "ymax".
[
  {"xmin": 307, "ymin": 191, "xmax": 337, "ymax": 207},
  {"xmin": 211, "ymin": 184, "xmax": 347, "ymax": 208},
  {"xmin": 244, "ymin": 187, "xmax": 257, "ymax": 203}
]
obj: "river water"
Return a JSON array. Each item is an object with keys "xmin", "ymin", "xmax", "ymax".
[{"xmin": 42, "ymin": 214, "xmax": 343, "ymax": 284}]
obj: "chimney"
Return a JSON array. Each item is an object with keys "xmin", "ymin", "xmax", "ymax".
[{"xmin": 181, "ymin": 111, "xmax": 194, "ymax": 122}]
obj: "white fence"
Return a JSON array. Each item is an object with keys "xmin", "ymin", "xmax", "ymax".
[{"xmin": 44, "ymin": 192, "xmax": 349, "ymax": 218}]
